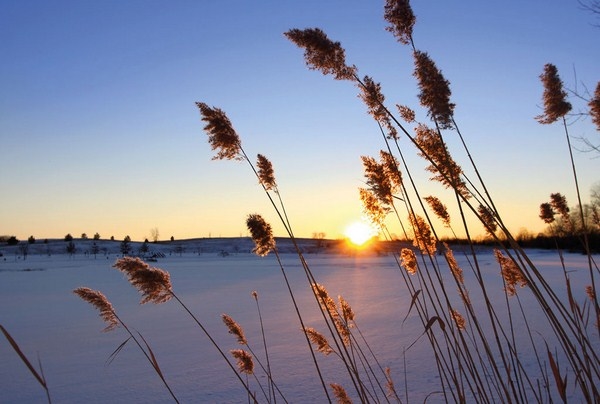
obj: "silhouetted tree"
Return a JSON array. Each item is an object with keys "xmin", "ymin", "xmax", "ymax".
[
  {"xmin": 7, "ymin": 236, "xmax": 19, "ymax": 246},
  {"xmin": 64, "ymin": 233, "xmax": 73, "ymax": 242},
  {"xmin": 28, "ymin": 235, "xmax": 36, "ymax": 244},
  {"xmin": 66, "ymin": 241, "xmax": 76, "ymax": 256},
  {"xmin": 139, "ymin": 240, "xmax": 149, "ymax": 255},
  {"xmin": 120, "ymin": 237, "xmax": 131, "ymax": 256},
  {"xmin": 81, "ymin": 233, "xmax": 88, "ymax": 239},
  {"xmin": 91, "ymin": 242, "xmax": 100, "ymax": 259},
  {"xmin": 93, "ymin": 232, "xmax": 101, "ymax": 240},
  {"xmin": 170, "ymin": 236, "xmax": 175, "ymax": 242},
  {"xmin": 110, "ymin": 235, "xmax": 115, "ymax": 241}
]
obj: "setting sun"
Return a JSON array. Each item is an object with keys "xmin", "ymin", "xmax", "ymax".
[{"xmin": 344, "ymin": 221, "xmax": 377, "ymax": 246}]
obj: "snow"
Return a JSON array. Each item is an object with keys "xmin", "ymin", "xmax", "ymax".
[{"xmin": 0, "ymin": 242, "xmax": 597, "ymax": 403}]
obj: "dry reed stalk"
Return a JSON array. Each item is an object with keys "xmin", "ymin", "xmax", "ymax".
[{"xmin": 442, "ymin": 243, "xmax": 463, "ymax": 284}]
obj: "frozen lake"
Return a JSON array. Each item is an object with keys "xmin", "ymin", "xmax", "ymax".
[{"xmin": 0, "ymin": 249, "xmax": 596, "ymax": 403}]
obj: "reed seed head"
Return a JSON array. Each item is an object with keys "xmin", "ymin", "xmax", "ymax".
[
  {"xmin": 549, "ymin": 193, "xmax": 569, "ymax": 217},
  {"xmin": 196, "ymin": 102, "xmax": 242, "ymax": 160},
  {"xmin": 73, "ymin": 287, "xmax": 118, "ymax": 332},
  {"xmin": 256, "ymin": 154, "xmax": 276, "ymax": 190},
  {"xmin": 450, "ymin": 309, "xmax": 466, "ymax": 331},
  {"xmin": 246, "ymin": 213, "xmax": 276, "ymax": 256},
  {"xmin": 113, "ymin": 257, "xmax": 173, "ymax": 304},
  {"xmin": 414, "ymin": 124, "xmax": 469, "ymax": 198},
  {"xmin": 589, "ymin": 82, "xmax": 600, "ymax": 131},
  {"xmin": 230, "ymin": 349, "xmax": 254, "ymax": 374},
  {"xmin": 585, "ymin": 285, "xmax": 595, "ymax": 301},
  {"xmin": 409, "ymin": 214, "xmax": 437, "ymax": 255},
  {"xmin": 400, "ymin": 248, "xmax": 418, "ymax": 275},
  {"xmin": 396, "ymin": 104, "xmax": 416, "ymax": 123},
  {"xmin": 339, "ymin": 296, "xmax": 355, "ymax": 323},
  {"xmin": 222, "ymin": 314, "xmax": 247, "ymax": 345},
  {"xmin": 380, "ymin": 151, "xmax": 403, "ymax": 192},
  {"xmin": 443, "ymin": 243, "xmax": 463, "ymax": 284},
  {"xmin": 413, "ymin": 50, "xmax": 455, "ymax": 129},
  {"xmin": 359, "ymin": 188, "xmax": 390, "ymax": 228},
  {"xmin": 330, "ymin": 383, "xmax": 353, "ymax": 404},
  {"xmin": 305, "ymin": 327, "xmax": 333, "ymax": 355},
  {"xmin": 361, "ymin": 155, "xmax": 394, "ymax": 206},
  {"xmin": 494, "ymin": 250, "xmax": 528, "ymax": 296},
  {"xmin": 284, "ymin": 28, "xmax": 357, "ymax": 81},
  {"xmin": 535, "ymin": 63, "xmax": 572, "ymax": 124},
  {"xmin": 477, "ymin": 204, "xmax": 497, "ymax": 237},
  {"xmin": 358, "ymin": 76, "xmax": 398, "ymax": 139},
  {"xmin": 384, "ymin": 0, "xmax": 416, "ymax": 45},
  {"xmin": 385, "ymin": 367, "xmax": 399, "ymax": 401},
  {"xmin": 424, "ymin": 195, "xmax": 451, "ymax": 227},
  {"xmin": 539, "ymin": 202, "xmax": 556, "ymax": 224}
]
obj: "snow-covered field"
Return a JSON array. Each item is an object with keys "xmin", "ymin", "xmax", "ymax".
[{"xmin": 0, "ymin": 245, "xmax": 596, "ymax": 403}]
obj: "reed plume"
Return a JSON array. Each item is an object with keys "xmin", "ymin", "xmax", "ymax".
[
  {"xmin": 113, "ymin": 257, "xmax": 172, "ymax": 304},
  {"xmin": 424, "ymin": 195, "xmax": 451, "ymax": 227},
  {"xmin": 284, "ymin": 28, "xmax": 356, "ymax": 81},
  {"xmin": 256, "ymin": 154, "xmax": 276, "ymax": 190},
  {"xmin": 539, "ymin": 202, "xmax": 556, "ymax": 224},
  {"xmin": 359, "ymin": 188, "xmax": 389, "ymax": 228},
  {"xmin": 73, "ymin": 287, "xmax": 118, "ymax": 332},
  {"xmin": 450, "ymin": 309, "xmax": 466, "ymax": 331},
  {"xmin": 477, "ymin": 204, "xmax": 497, "ymax": 237},
  {"xmin": 330, "ymin": 383, "xmax": 353, "ymax": 404},
  {"xmin": 400, "ymin": 247, "xmax": 418, "ymax": 275},
  {"xmin": 222, "ymin": 314, "xmax": 247, "ymax": 345},
  {"xmin": 358, "ymin": 75, "xmax": 398, "ymax": 139},
  {"xmin": 246, "ymin": 213, "xmax": 276, "ymax": 257},
  {"xmin": 305, "ymin": 327, "xmax": 334, "ymax": 355},
  {"xmin": 413, "ymin": 50, "xmax": 455, "ymax": 129},
  {"xmin": 339, "ymin": 296, "xmax": 355, "ymax": 324},
  {"xmin": 409, "ymin": 214, "xmax": 436, "ymax": 255},
  {"xmin": 414, "ymin": 124, "xmax": 468, "ymax": 198},
  {"xmin": 361, "ymin": 156, "xmax": 394, "ymax": 206},
  {"xmin": 443, "ymin": 243, "xmax": 463, "ymax": 284},
  {"xmin": 590, "ymin": 82, "xmax": 600, "ymax": 131},
  {"xmin": 535, "ymin": 63, "xmax": 572, "ymax": 124},
  {"xmin": 396, "ymin": 104, "xmax": 416, "ymax": 123},
  {"xmin": 494, "ymin": 250, "xmax": 528, "ymax": 296},
  {"xmin": 384, "ymin": 0, "xmax": 416, "ymax": 46},
  {"xmin": 230, "ymin": 349, "xmax": 254, "ymax": 375},
  {"xmin": 196, "ymin": 102, "xmax": 242, "ymax": 160},
  {"xmin": 380, "ymin": 151, "xmax": 403, "ymax": 192}
]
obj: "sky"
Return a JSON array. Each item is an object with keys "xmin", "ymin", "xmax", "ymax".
[{"xmin": 1, "ymin": 1, "xmax": 599, "ymax": 242}]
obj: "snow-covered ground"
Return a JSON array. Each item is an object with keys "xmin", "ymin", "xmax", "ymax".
[{"xmin": 0, "ymin": 245, "xmax": 596, "ymax": 403}]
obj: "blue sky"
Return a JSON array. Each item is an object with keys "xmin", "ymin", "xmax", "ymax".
[{"xmin": 1, "ymin": 1, "xmax": 598, "ymax": 241}]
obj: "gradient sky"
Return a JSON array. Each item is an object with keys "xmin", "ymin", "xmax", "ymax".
[{"xmin": 1, "ymin": 1, "xmax": 599, "ymax": 242}]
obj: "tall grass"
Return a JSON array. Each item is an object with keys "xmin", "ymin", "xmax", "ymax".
[{"xmin": 6, "ymin": 1, "xmax": 597, "ymax": 402}]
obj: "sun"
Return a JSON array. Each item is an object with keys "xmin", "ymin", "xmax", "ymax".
[{"xmin": 344, "ymin": 221, "xmax": 377, "ymax": 246}]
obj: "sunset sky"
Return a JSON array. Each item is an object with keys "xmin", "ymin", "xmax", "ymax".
[{"xmin": 1, "ymin": 1, "xmax": 599, "ymax": 242}]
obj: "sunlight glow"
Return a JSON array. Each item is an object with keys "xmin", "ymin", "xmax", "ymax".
[{"xmin": 344, "ymin": 221, "xmax": 377, "ymax": 246}]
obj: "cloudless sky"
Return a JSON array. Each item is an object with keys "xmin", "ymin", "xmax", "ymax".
[{"xmin": 1, "ymin": 1, "xmax": 599, "ymax": 242}]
